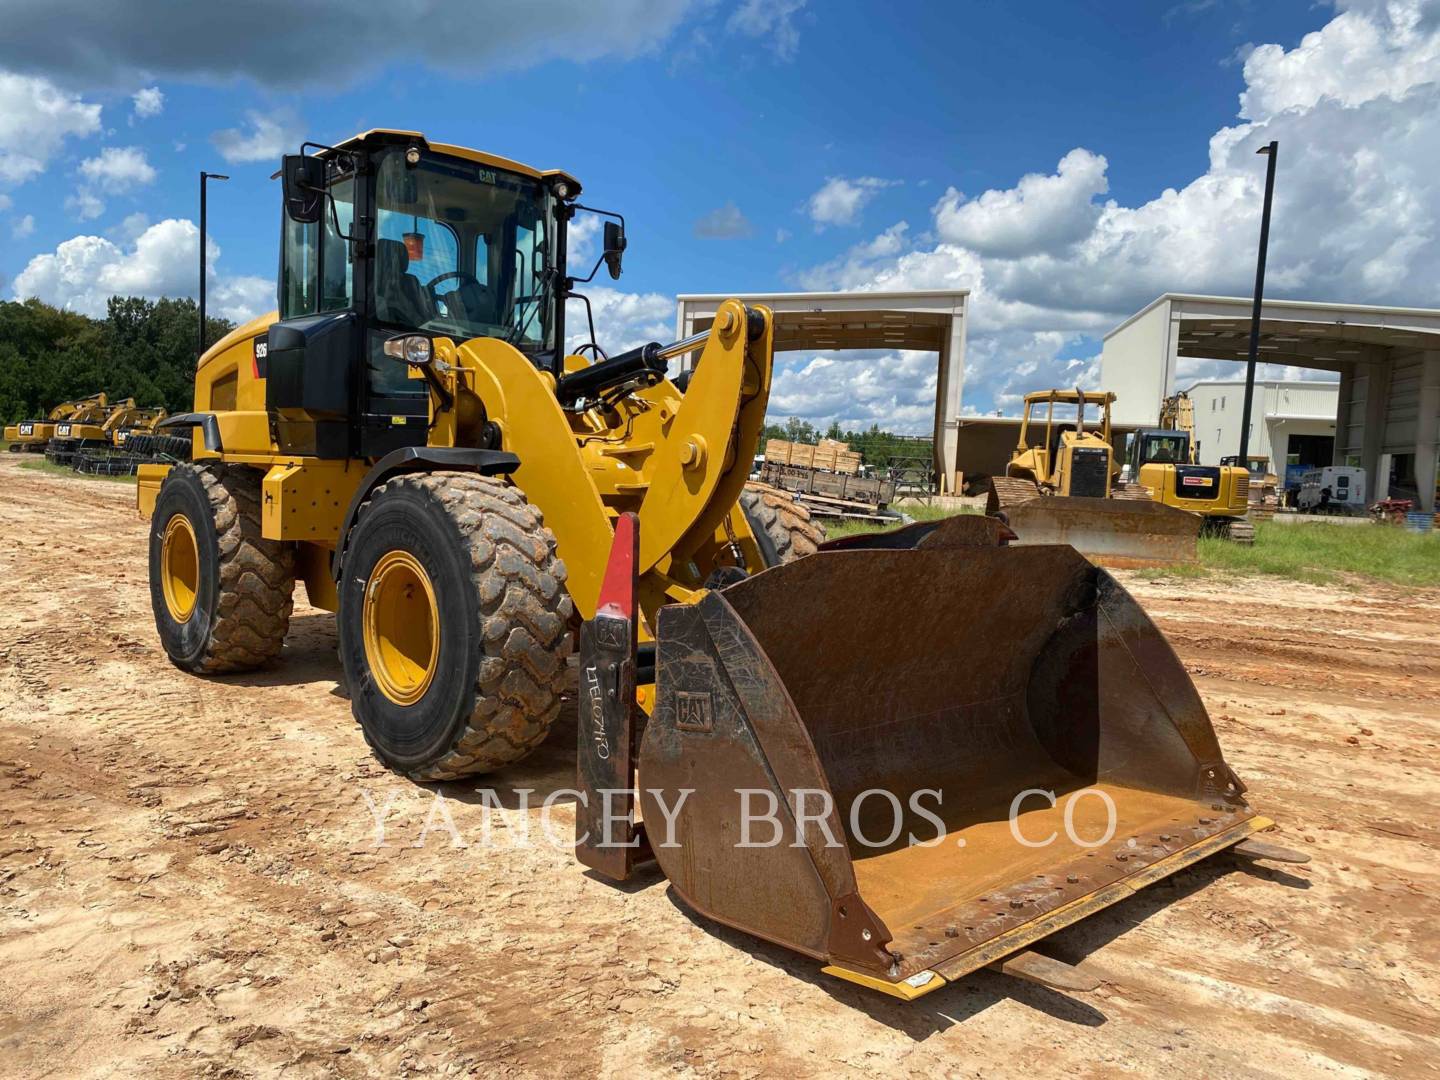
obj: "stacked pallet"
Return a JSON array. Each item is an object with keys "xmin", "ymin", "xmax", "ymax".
[{"xmin": 763, "ymin": 437, "xmax": 862, "ymax": 475}]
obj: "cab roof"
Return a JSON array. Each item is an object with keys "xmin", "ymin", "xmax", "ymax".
[{"xmin": 330, "ymin": 129, "xmax": 580, "ymax": 194}]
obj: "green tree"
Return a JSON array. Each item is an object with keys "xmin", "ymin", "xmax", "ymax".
[{"xmin": 0, "ymin": 296, "xmax": 234, "ymax": 424}]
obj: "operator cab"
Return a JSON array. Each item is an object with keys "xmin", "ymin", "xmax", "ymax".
[
  {"xmin": 265, "ymin": 130, "xmax": 585, "ymax": 460},
  {"xmin": 1132, "ymin": 430, "xmax": 1191, "ymax": 468}
]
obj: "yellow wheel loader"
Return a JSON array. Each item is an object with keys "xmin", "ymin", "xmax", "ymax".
[
  {"xmin": 987, "ymin": 388, "xmax": 1201, "ymax": 566},
  {"xmin": 138, "ymin": 130, "xmax": 1303, "ymax": 1000},
  {"xmin": 6, "ymin": 392, "xmax": 107, "ymax": 453},
  {"xmin": 1133, "ymin": 392, "xmax": 1254, "ymax": 543}
]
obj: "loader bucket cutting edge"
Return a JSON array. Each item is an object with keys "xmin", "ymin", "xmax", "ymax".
[
  {"xmin": 1003, "ymin": 496, "xmax": 1202, "ymax": 568},
  {"xmin": 637, "ymin": 542, "xmax": 1256, "ymax": 995}
]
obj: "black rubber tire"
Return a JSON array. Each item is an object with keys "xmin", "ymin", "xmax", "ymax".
[
  {"xmin": 149, "ymin": 463, "xmax": 295, "ymax": 673},
  {"xmin": 337, "ymin": 472, "xmax": 573, "ymax": 781},
  {"xmin": 153, "ymin": 434, "xmax": 194, "ymax": 461},
  {"xmin": 740, "ymin": 482, "xmax": 826, "ymax": 567}
]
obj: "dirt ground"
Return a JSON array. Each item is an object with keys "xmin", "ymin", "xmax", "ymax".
[{"xmin": 2, "ymin": 455, "xmax": 1438, "ymax": 1079}]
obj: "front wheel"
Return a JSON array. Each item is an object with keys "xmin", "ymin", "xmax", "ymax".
[
  {"xmin": 337, "ymin": 472, "xmax": 573, "ymax": 781},
  {"xmin": 148, "ymin": 463, "xmax": 295, "ymax": 673},
  {"xmin": 740, "ymin": 482, "xmax": 826, "ymax": 567}
]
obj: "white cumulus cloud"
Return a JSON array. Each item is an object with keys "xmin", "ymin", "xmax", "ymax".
[
  {"xmin": 65, "ymin": 189, "xmax": 105, "ymax": 221},
  {"xmin": 566, "ymin": 286, "xmax": 673, "ymax": 356},
  {"xmin": 131, "ymin": 86, "xmax": 164, "ymax": 120},
  {"xmin": 211, "ymin": 109, "xmax": 303, "ymax": 165},
  {"xmin": 78, "ymin": 146, "xmax": 157, "ymax": 192},
  {"xmin": 932, "ymin": 148, "xmax": 1109, "ymax": 258},
  {"xmin": 807, "ymin": 176, "xmax": 899, "ymax": 229},
  {"xmin": 11, "ymin": 217, "xmax": 272, "ymax": 323},
  {"xmin": 0, "ymin": 71, "xmax": 102, "ymax": 185},
  {"xmin": 12, "ymin": 212, "xmax": 35, "ymax": 238}
]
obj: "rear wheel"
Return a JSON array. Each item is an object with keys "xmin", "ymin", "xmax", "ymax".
[
  {"xmin": 337, "ymin": 472, "xmax": 572, "ymax": 780},
  {"xmin": 740, "ymin": 482, "xmax": 826, "ymax": 567},
  {"xmin": 149, "ymin": 463, "xmax": 295, "ymax": 672}
]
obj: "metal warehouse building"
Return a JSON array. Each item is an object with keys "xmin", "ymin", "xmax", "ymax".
[
  {"xmin": 1103, "ymin": 294, "xmax": 1440, "ymax": 513},
  {"xmin": 1184, "ymin": 379, "xmax": 1339, "ymax": 483}
]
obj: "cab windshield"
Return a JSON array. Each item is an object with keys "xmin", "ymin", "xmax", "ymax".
[
  {"xmin": 1138, "ymin": 433, "xmax": 1190, "ymax": 465},
  {"xmin": 372, "ymin": 148, "xmax": 555, "ymax": 351}
]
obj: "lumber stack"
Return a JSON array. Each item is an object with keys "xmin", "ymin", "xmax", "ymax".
[{"xmin": 763, "ymin": 437, "xmax": 862, "ymax": 475}]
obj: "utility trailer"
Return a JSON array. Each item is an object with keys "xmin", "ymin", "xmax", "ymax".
[{"xmin": 758, "ymin": 459, "xmax": 899, "ymax": 521}]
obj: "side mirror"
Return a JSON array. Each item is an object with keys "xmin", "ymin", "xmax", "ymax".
[
  {"xmin": 282, "ymin": 154, "xmax": 325, "ymax": 224},
  {"xmin": 602, "ymin": 220, "xmax": 626, "ymax": 280}
]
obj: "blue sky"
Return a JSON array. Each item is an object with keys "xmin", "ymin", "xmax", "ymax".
[{"xmin": 3, "ymin": 0, "xmax": 1436, "ymax": 429}]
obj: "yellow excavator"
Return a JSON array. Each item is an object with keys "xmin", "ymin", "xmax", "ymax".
[
  {"xmin": 1133, "ymin": 392, "xmax": 1254, "ymax": 543},
  {"xmin": 137, "ymin": 130, "xmax": 1302, "ymax": 1000},
  {"xmin": 110, "ymin": 405, "xmax": 169, "ymax": 450},
  {"xmin": 987, "ymin": 388, "xmax": 1202, "ymax": 566},
  {"xmin": 6, "ymin": 393, "xmax": 107, "ymax": 453},
  {"xmin": 46, "ymin": 396, "xmax": 137, "ymax": 465}
]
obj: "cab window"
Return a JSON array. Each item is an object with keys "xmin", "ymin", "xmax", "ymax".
[{"xmin": 279, "ymin": 162, "xmax": 355, "ymax": 318}]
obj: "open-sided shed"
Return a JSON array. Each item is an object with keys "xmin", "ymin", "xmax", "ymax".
[
  {"xmin": 1103, "ymin": 294, "xmax": 1440, "ymax": 511},
  {"xmin": 675, "ymin": 291, "xmax": 969, "ymax": 493}
]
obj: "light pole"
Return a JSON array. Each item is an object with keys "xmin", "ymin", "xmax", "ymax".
[
  {"xmin": 1237, "ymin": 141, "xmax": 1278, "ymax": 466},
  {"xmin": 199, "ymin": 171, "xmax": 229, "ymax": 358}
]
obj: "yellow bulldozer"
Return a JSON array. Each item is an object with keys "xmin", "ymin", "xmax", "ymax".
[
  {"xmin": 138, "ymin": 130, "xmax": 1302, "ymax": 1000},
  {"xmin": 5, "ymin": 392, "xmax": 107, "ymax": 453},
  {"xmin": 1132, "ymin": 392, "xmax": 1254, "ymax": 543},
  {"xmin": 987, "ymin": 388, "xmax": 1202, "ymax": 566}
]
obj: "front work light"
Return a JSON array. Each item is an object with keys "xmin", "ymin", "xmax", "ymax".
[{"xmin": 383, "ymin": 335, "xmax": 432, "ymax": 366}]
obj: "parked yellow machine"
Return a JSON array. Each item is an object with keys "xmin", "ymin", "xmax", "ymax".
[
  {"xmin": 111, "ymin": 405, "xmax": 169, "ymax": 449},
  {"xmin": 46, "ymin": 396, "xmax": 130, "ymax": 464},
  {"xmin": 137, "ymin": 130, "xmax": 1301, "ymax": 999},
  {"xmin": 987, "ymin": 388, "xmax": 1202, "ymax": 565},
  {"xmin": 1133, "ymin": 392, "xmax": 1254, "ymax": 543},
  {"xmin": 5, "ymin": 393, "xmax": 107, "ymax": 453}
]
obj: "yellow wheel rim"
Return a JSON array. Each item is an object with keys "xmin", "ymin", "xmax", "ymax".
[
  {"xmin": 363, "ymin": 550, "xmax": 440, "ymax": 706},
  {"xmin": 160, "ymin": 514, "xmax": 200, "ymax": 622}
]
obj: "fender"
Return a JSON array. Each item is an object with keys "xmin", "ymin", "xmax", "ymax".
[
  {"xmin": 330, "ymin": 446, "xmax": 520, "ymax": 577},
  {"xmin": 157, "ymin": 412, "xmax": 224, "ymax": 452}
]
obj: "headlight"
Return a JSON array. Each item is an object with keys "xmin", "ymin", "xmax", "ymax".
[{"xmin": 383, "ymin": 334, "xmax": 432, "ymax": 366}]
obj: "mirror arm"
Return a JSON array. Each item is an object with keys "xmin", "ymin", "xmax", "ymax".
[{"xmin": 567, "ymin": 204, "xmax": 626, "ymax": 284}]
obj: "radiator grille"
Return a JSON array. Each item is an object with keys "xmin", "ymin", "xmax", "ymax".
[{"xmin": 1069, "ymin": 448, "xmax": 1109, "ymax": 498}]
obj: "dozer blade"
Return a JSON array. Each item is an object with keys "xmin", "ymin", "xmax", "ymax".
[
  {"xmin": 1003, "ymin": 495, "xmax": 1202, "ymax": 568},
  {"xmin": 638, "ymin": 540, "xmax": 1267, "ymax": 999}
]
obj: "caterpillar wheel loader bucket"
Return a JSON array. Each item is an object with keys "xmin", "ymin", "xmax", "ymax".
[
  {"xmin": 1002, "ymin": 494, "xmax": 1202, "ymax": 568},
  {"xmin": 583, "ymin": 514, "xmax": 1285, "ymax": 1000}
]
